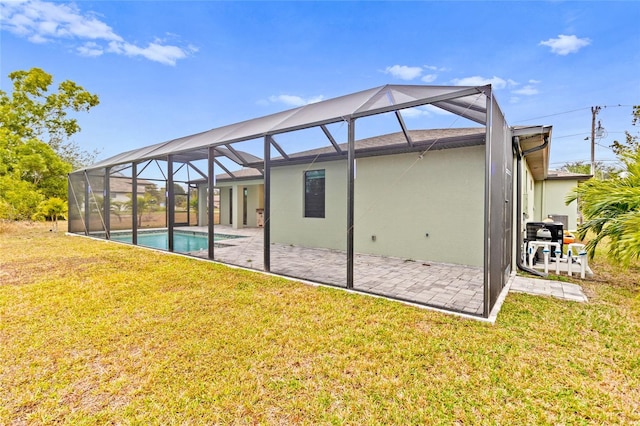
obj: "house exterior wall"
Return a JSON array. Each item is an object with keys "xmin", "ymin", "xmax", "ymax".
[
  {"xmin": 534, "ymin": 179, "xmax": 581, "ymax": 231},
  {"xmin": 246, "ymin": 184, "xmax": 264, "ymax": 227},
  {"xmin": 354, "ymin": 146, "xmax": 485, "ymax": 267},
  {"xmin": 270, "ymin": 145, "xmax": 485, "ymax": 267},
  {"xmin": 271, "ymin": 161, "xmax": 348, "ymax": 250},
  {"xmin": 522, "ymin": 162, "xmax": 536, "ymax": 223},
  {"xmin": 217, "ymin": 179, "xmax": 264, "ymax": 226}
]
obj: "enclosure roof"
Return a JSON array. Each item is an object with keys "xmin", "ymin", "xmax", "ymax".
[
  {"xmin": 75, "ymin": 84, "xmax": 493, "ymax": 173},
  {"xmin": 257, "ymin": 128, "xmax": 486, "ymax": 167}
]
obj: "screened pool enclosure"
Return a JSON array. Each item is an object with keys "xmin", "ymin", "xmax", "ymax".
[{"xmin": 69, "ymin": 84, "xmax": 523, "ymax": 319}]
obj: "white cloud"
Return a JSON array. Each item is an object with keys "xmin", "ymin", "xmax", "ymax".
[
  {"xmin": 421, "ymin": 74, "xmax": 438, "ymax": 83},
  {"xmin": 451, "ymin": 75, "xmax": 508, "ymax": 89},
  {"xmin": 424, "ymin": 64, "xmax": 448, "ymax": 72},
  {"xmin": 401, "ymin": 104, "xmax": 453, "ymax": 118},
  {"xmin": 384, "ymin": 65, "xmax": 423, "ymax": 81},
  {"xmin": 401, "ymin": 107, "xmax": 429, "ymax": 118},
  {"xmin": 267, "ymin": 94, "xmax": 324, "ymax": 107},
  {"xmin": 77, "ymin": 41, "xmax": 103, "ymax": 57},
  {"xmin": 107, "ymin": 40, "xmax": 193, "ymax": 66},
  {"xmin": 0, "ymin": 0, "xmax": 193, "ymax": 65},
  {"xmin": 382, "ymin": 64, "xmax": 448, "ymax": 81},
  {"xmin": 539, "ymin": 34, "xmax": 591, "ymax": 55},
  {"xmin": 507, "ymin": 79, "xmax": 519, "ymax": 88},
  {"xmin": 512, "ymin": 85, "xmax": 539, "ymax": 96}
]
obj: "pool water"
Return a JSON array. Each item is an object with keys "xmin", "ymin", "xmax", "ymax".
[{"xmin": 111, "ymin": 231, "xmax": 241, "ymax": 253}]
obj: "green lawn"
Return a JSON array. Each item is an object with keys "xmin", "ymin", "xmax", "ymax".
[{"xmin": 1, "ymin": 222, "xmax": 639, "ymax": 424}]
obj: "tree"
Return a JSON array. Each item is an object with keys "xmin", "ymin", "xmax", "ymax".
[
  {"xmin": 560, "ymin": 161, "xmax": 618, "ymax": 180},
  {"xmin": 32, "ymin": 197, "xmax": 68, "ymax": 232},
  {"xmin": 0, "ymin": 68, "xmax": 99, "ymax": 219},
  {"xmin": 127, "ymin": 192, "xmax": 159, "ymax": 227},
  {"xmin": 610, "ymin": 105, "xmax": 640, "ymax": 157},
  {"xmin": 567, "ymin": 148, "xmax": 640, "ymax": 265},
  {"xmin": 0, "ymin": 68, "xmax": 99, "ymax": 167}
]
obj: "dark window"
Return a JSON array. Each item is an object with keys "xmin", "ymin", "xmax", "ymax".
[{"xmin": 304, "ymin": 169, "xmax": 325, "ymax": 218}]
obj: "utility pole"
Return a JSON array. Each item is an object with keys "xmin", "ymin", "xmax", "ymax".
[{"xmin": 590, "ymin": 106, "xmax": 601, "ymax": 176}]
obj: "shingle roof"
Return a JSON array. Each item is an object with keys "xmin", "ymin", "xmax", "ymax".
[{"xmin": 546, "ymin": 170, "xmax": 592, "ymax": 180}]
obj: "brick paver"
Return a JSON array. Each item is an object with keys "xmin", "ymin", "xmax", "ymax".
[
  {"xmin": 178, "ymin": 226, "xmax": 587, "ymax": 317},
  {"xmin": 185, "ymin": 226, "xmax": 485, "ymax": 316}
]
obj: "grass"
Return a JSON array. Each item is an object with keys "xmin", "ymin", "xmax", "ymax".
[{"xmin": 1, "ymin": 222, "xmax": 639, "ymax": 424}]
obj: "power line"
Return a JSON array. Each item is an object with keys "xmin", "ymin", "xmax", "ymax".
[{"xmin": 514, "ymin": 104, "xmax": 633, "ymax": 124}]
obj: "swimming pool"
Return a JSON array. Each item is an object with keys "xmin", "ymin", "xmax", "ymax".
[{"xmin": 110, "ymin": 231, "xmax": 243, "ymax": 253}]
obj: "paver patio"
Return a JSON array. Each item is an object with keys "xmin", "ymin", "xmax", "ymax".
[
  {"xmin": 176, "ymin": 225, "xmax": 589, "ymax": 317},
  {"xmin": 93, "ymin": 225, "xmax": 589, "ymax": 318},
  {"xmin": 183, "ymin": 225, "xmax": 486, "ymax": 316}
]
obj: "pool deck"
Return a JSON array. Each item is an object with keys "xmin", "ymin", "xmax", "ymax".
[{"xmin": 173, "ymin": 225, "xmax": 588, "ymax": 319}]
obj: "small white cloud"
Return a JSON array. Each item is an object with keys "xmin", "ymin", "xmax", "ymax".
[
  {"xmin": 108, "ymin": 41, "xmax": 188, "ymax": 66},
  {"xmin": 401, "ymin": 107, "xmax": 429, "ymax": 118},
  {"xmin": 452, "ymin": 76, "xmax": 507, "ymax": 89},
  {"xmin": 384, "ymin": 65, "xmax": 423, "ymax": 81},
  {"xmin": 529, "ymin": 79, "xmax": 541, "ymax": 84},
  {"xmin": 512, "ymin": 85, "xmax": 539, "ymax": 96},
  {"xmin": 423, "ymin": 64, "xmax": 448, "ymax": 72},
  {"xmin": 539, "ymin": 34, "xmax": 591, "ymax": 55},
  {"xmin": 77, "ymin": 41, "xmax": 103, "ymax": 57},
  {"xmin": 401, "ymin": 104, "xmax": 453, "ymax": 118},
  {"xmin": 267, "ymin": 94, "xmax": 324, "ymax": 107},
  {"xmin": 421, "ymin": 74, "xmax": 437, "ymax": 83},
  {"xmin": 28, "ymin": 33, "xmax": 48, "ymax": 43},
  {"xmin": 507, "ymin": 79, "xmax": 519, "ymax": 88},
  {"xmin": 510, "ymin": 97, "xmax": 521, "ymax": 104},
  {"xmin": 0, "ymin": 0, "xmax": 193, "ymax": 65}
]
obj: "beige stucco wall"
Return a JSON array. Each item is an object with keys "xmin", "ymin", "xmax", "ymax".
[
  {"xmin": 270, "ymin": 146, "xmax": 485, "ymax": 267},
  {"xmin": 354, "ymin": 147, "xmax": 485, "ymax": 267},
  {"xmin": 534, "ymin": 179, "xmax": 581, "ymax": 231},
  {"xmin": 271, "ymin": 161, "xmax": 348, "ymax": 250},
  {"xmin": 522, "ymin": 162, "xmax": 536, "ymax": 223},
  {"xmin": 217, "ymin": 179, "xmax": 264, "ymax": 227}
]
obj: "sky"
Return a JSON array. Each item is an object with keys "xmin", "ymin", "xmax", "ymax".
[{"xmin": 1, "ymin": 0, "xmax": 639, "ymax": 172}]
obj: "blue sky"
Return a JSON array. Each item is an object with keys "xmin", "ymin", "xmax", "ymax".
[{"xmin": 1, "ymin": 0, "xmax": 639, "ymax": 170}]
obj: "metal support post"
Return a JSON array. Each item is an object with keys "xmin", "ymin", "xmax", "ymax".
[
  {"xmin": 132, "ymin": 162, "xmax": 138, "ymax": 245},
  {"xmin": 167, "ymin": 155, "xmax": 175, "ymax": 252},
  {"xmin": 208, "ymin": 146, "xmax": 215, "ymax": 260},
  {"xmin": 346, "ymin": 118, "xmax": 355, "ymax": 289},
  {"xmin": 104, "ymin": 167, "xmax": 111, "ymax": 239},
  {"xmin": 263, "ymin": 136, "xmax": 271, "ymax": 272},
  {"xmin": 83, "ymin": 171, "xmax": 90, "ymax": 236}
]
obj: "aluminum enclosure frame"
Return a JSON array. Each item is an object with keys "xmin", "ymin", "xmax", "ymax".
[{"xmin": 69, "ymin": 84, "xmax": 519, "ymax": 318}]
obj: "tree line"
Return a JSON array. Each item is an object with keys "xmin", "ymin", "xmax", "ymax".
[{"xmin": 0, "ymin": 68, "xmax": 99, "ymax": 223}]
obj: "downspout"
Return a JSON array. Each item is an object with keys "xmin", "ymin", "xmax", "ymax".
[{"xmin": 513, "ymin": 135, "xmax": 549, "ymax": 277}]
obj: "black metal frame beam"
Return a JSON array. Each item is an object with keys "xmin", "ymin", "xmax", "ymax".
[
  {"xmin": 167, "ymin": 155, "xmax": 175, "ymax": 252},
  {"xmin": 214, "ymin": 157, "xmax": 236, "ymax": 179},
  {"xmin": 346, "ymin": 119, "xmax": 355, "ymax": 289},
  {"xmin": 132, "ymin": 162, "xmax": 138, "ymax": 245},
  {"xmin": 83, "ymin": 171, "xmax": 90, "ymax": 236},
  {"xmin": 208, "ymin": 146, "xmax": 216, "ymax": 260},
  {"xmin": 224, "ymin": 144, "xmax": 248, "ymax": 167},
  {"xmin": 187, "ymin": 162, "xmax": 208, "ymax": 180},
  {"xmin": 483, "ymin": 94, "xmax": 492, "ymax": 318},
  {"xmin": 321, "ymin": 125, "xmax": 342, "ymax": 154},
  {"xmin": 395, "ymin": 110, "xmax": 413, "ymax": 147},
  {"xmin": 263, "ymin": 135, "xmax": 271, "ymax": 272},
  {"xmin": 268, "ymin": 135, "xmax": 290, "ymax": 161},
  {"xmin": 104, "ymin": 167, "xmax": 111, "ymax": 239}
]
